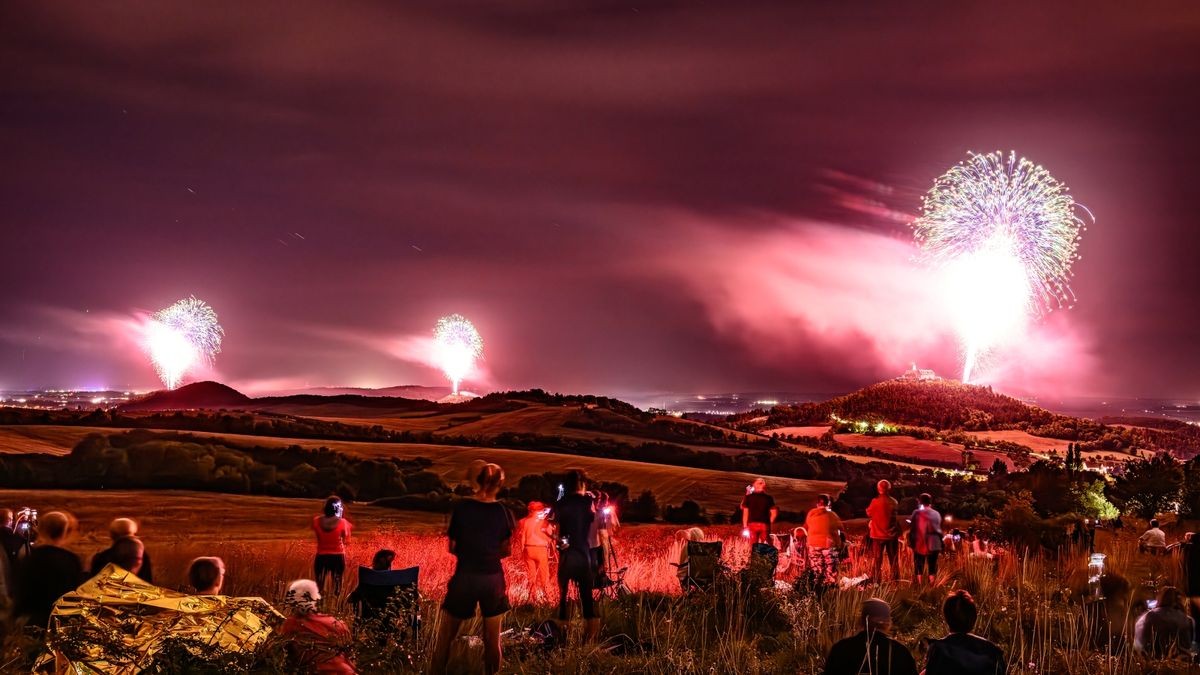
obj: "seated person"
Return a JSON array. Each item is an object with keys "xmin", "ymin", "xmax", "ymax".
[
  {"xmin": 823, "ymin": 598, "xmax": 917, "ymax": 675},
  {"xmin": 925, "ymin": 590, "xmax": 1006, "ymax": 675},
  {"xmin": 674, "ymin": 528, "xmax": 705, "ymax": 589},
  {"xmin": 1134, "ymin": 586, "xmax": 1194, "ymax": 657},
  {"xmin": 1139, "ymin": 520, "xmax": 1167, "ymax": 554},
  {"xmin": 278, "ymin": 579, "xmax": 356, "ymax": 674},
  {"xmin": 187, "ymin": 557, "xmax": 225, "ymax": 595},
  {"xmin": 347, "ymin": 549, "xmax": 401, "ymax": 622}
]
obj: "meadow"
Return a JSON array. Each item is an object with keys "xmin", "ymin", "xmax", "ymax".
[{"xmin": 4, "ymin": 506, "xmax": 1194, "ymax": 674}]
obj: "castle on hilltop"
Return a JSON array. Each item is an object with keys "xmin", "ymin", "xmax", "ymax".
[{"xmin": 899, "ymin": 363, "xmax": 938, "ymax": 382}]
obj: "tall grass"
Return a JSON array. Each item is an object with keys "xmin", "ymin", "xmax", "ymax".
[{"xmin": 5, "ymin": 526, "xmax": 1195, "ymax": 673}]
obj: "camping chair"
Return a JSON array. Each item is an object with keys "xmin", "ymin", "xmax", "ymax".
[
  {"xmin": 769, "ymin": 533, "xmax": 793, "ymax": 575},
  {"xmin": 671, "ymin": 541, "xmax": 724, "ymax": 592},
  {"xmin": 349, "ymin": 566, "xmax": 420, "ymax": 643},
  {"xmin": 745, "ymin": 542, "xmax": 778, "ymax": 587},
  {"xmin": 596, "ymin": 566, "xmax": 631, "ymax": 600}
]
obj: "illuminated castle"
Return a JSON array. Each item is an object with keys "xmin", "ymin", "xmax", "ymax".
[{"xmin": 900, "ymin": 363, "xmax": 938, "ymax": 382}]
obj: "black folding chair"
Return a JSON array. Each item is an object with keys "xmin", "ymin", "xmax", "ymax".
[
  {"xmin": 671, "ymin": 541, "xmax": 724, "ymax": 592},
  {"xmin": 349, "ymin": 566, "xmax": 420, "ymax": 642}
]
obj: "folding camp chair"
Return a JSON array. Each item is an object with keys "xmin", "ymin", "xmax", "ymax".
[
  {"xmin": 671, "ymin": 541, "xmax": 723, "ymax": 592},
  {"xmin": 349, "ymin": 566, "xmax": 420, "ymax": 642}
]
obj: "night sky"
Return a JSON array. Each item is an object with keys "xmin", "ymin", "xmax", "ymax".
[{"xmin": 2, "ymin": 2, "xmax": 1198, "ymax": 398}]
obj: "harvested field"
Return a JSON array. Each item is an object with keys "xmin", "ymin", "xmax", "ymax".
[{"xmin": 0, "ymin": 425, "xmax": 843, "ymax": 513}]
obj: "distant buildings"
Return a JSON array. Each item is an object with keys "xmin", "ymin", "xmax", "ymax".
[{"xmin": 899, "ymin": 364, "xmax": 938, "ymax": 382}]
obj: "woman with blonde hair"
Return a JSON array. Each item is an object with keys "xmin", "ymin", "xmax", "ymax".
[{"xmin": 431, "ymin": 463, "xmax": 515, "ymax": 675}]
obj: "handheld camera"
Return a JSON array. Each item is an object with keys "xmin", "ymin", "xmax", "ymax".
[{"xmin": 16, "ymin": 507, "xmax": 37, "ymax": 536}]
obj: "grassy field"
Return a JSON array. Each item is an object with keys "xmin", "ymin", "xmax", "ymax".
[
  {"xmin": 4, "ymin": 505, "xmax": 1191, "ymax": 674},
  {"xmin": 0, "ymin": 425, "xmax": 843, "ymax": 513},
  {"xmin": 0, "ymin": 425, "xmax": 109, "ymax": 455},
  {"xmin": 962, "ymin": 429, "xmax": 1072, "ymax": 454},
  {"xmin": 834, "ymin": 433, "xmax": 1013, "ymax": 469},
  {"xmin": 0, "ymin": 489, "xmax": 448, "ymax": 549},
  {"xmin": 768, "ymin": 426, "xmax": 831, "ymax": 438}
]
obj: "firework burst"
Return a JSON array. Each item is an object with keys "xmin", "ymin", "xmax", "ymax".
[
  {"xmin": 145, "ymin": 297, "xmax": 224, "ymax": 389},
  {"xmin": 433, "ymin": 314, "xmax": 483, "ymax": 395},
  {"xmin": 913, "ymin": 151, "xmax": 1090, "ymax": 382}
]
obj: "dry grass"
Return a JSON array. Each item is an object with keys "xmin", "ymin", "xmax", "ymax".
[
  {"xmin": 3, "ymin": 490, "xmax": 1194, "ymax": 674},
  {"xmin": 834, "ymin": 433, "xmax": 1012, "ymax": 469}
]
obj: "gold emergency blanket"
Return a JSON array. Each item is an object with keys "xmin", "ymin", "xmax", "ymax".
[{"xmin": 36, "ymin": 564, "xmax": 283, "ymax": 674}]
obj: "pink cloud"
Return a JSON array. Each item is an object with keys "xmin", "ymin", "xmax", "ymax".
[{"xmin": 645, "ymin": 213, "xmax": 1099, "ymax": 396}]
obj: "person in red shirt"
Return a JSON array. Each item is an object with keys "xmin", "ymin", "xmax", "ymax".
[
  {"xmin": 741, "ymin": 478, "xmax": 778, "ymax": 544},
  {"xmin": 312, "ymin": 496, "xmax": 352, "ymax": 597},
  {"xmin": 278, "ymin": 578, "xmax": 357, "ymax": 674},
  {"xmin": 866, "ymin": 480, "xmax": 902, "ymax": 583}
]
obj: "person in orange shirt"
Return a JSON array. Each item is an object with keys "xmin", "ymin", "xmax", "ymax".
[
  {"xmin": 516, "ymin": 501, "xmax": 555, "ymax": 603},
  {"xmin": 312, "ymin": 496, "xmax": 352, "ymax": 597},
  {"xmin": 866, "ymin": 480, "xmax": 902, "ymax": 583},
  {"xmin": 805, "ymin": 494, "xmax": 844, "ymax": 583}
]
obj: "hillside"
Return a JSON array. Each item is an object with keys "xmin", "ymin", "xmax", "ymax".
[
  {"xmin": 728, "ymin": 379, "xmax": 1200, "ymax": 458},
  {"xmin": 120, "ymin": 381, "xmax": 251, "ymax": 411},
  {"xmin": 730, "ymin": 380, "xmax": 1056, "ymax": 430}
]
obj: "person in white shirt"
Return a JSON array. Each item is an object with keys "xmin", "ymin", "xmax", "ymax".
[{"xmin": 1139, "ymin": 519, "xmax": 1168, "ymax": 555}]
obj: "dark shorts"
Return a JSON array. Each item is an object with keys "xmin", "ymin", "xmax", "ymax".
[
  {"xmin": 315, "ymin": 553, "xmax": 346, "ymax": 577},
  {"xmin": 443, "ymin": 571, "xmax": 510, "ymax": 620},
  {"xmin": 871, "ymin": 538, "xmax": 899, "ymax": 557},
  {"xmin": 914, "ymin": 550, "xmax": 940, "ymax": 575}
]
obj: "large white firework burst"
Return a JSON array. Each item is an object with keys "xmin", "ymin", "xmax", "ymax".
[
  {"xmin": 433, "ymin": 314, "xmax": 483, "ymax": 395},
  {"xmin": 913, "ymin": 151, "xmax": 1090, "ymax": 382},
  {"xmin": 146, "ymin": 297, "xmax": 224, "ymax": 389}
]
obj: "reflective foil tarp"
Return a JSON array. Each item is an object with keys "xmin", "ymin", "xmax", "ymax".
[{"xmin": 36, "ymin": 564, "xmax": 282, "ymax": 674}]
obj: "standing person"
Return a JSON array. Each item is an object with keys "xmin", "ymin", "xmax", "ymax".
[
  {"xmin": 430, "ymin": 463, "xmax": 515, "ymax": 675},
  {"xmin": 90, "ymin": 517, "xmax": 154, "ymax": 583},
  {"xmin": 13, "ymin": 511, "xmax": 83, "ymax": 628},
  {"xmin": 866, "ymin": 480, "xmax": 902, "ymax": 583},
  {"xmin": 553, "ymin": 469, "xmax": 600, "ymax": 642},
  {"xmin": 1, "ymin": 509, "xmax": 24, "ymax": 566},
  {"xmin": 741, "ymin": 478, "xmax": 778, "ymax": 545},
  {"xmin": 822, "ymin": 598, "xmax": 918, "ymax": 675},
  {"xmin": 1182, "ymin": 532, "xmax": 1200, "ymax": 644},
  {"xmin": 187, "ymin": 557, "xmax": 226, "ymax": 595},
  {"xmin": 596, "ymin": 493, "xmax": 620, "ymax": 574},
  {"xmin": 312, "ymin": 496, "xmax": 352, "ymax": 597},
  {"xmin": 278, "ymin": 579, "xmax": 357, "ymax": 674},
  {"xmin": 925, "ymin": 590, "xmax": 1007, "ymax": 675},
  {"xmin": 515, "ymin": 501, "xmax": 554, "ymax": 603},
  {"xmin": 909, "ymin": 493, "xmax": 943, "ymax": 585},
  {"xmin": 806, "ymin": 494, "xmax": 844, "ymax": 583}
]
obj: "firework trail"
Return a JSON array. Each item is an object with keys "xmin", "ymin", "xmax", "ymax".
[
  {"xmin": 433, "ymin": 314, "xmax": 483, "ymax": 395},
  {"xmin": 145, "ymin": 297, "xmax": 224, "ymax": 389},
  {"xmin": 913, "ymin": 151, "xmax": 1089, "ymax": 382}
]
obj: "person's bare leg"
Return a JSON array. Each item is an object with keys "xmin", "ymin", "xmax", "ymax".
[
  {"xmin": 482, "ymin": 614, "xmax": 505, "ymax": 674},
  {"xmin": 430, "ymin": 611, "xmax": 463, "ymax": 675}
]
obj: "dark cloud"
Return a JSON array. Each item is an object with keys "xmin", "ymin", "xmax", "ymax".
[{"xmin": 1, "ymin": 2, "xmax": 1198, "ymax": 397}]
